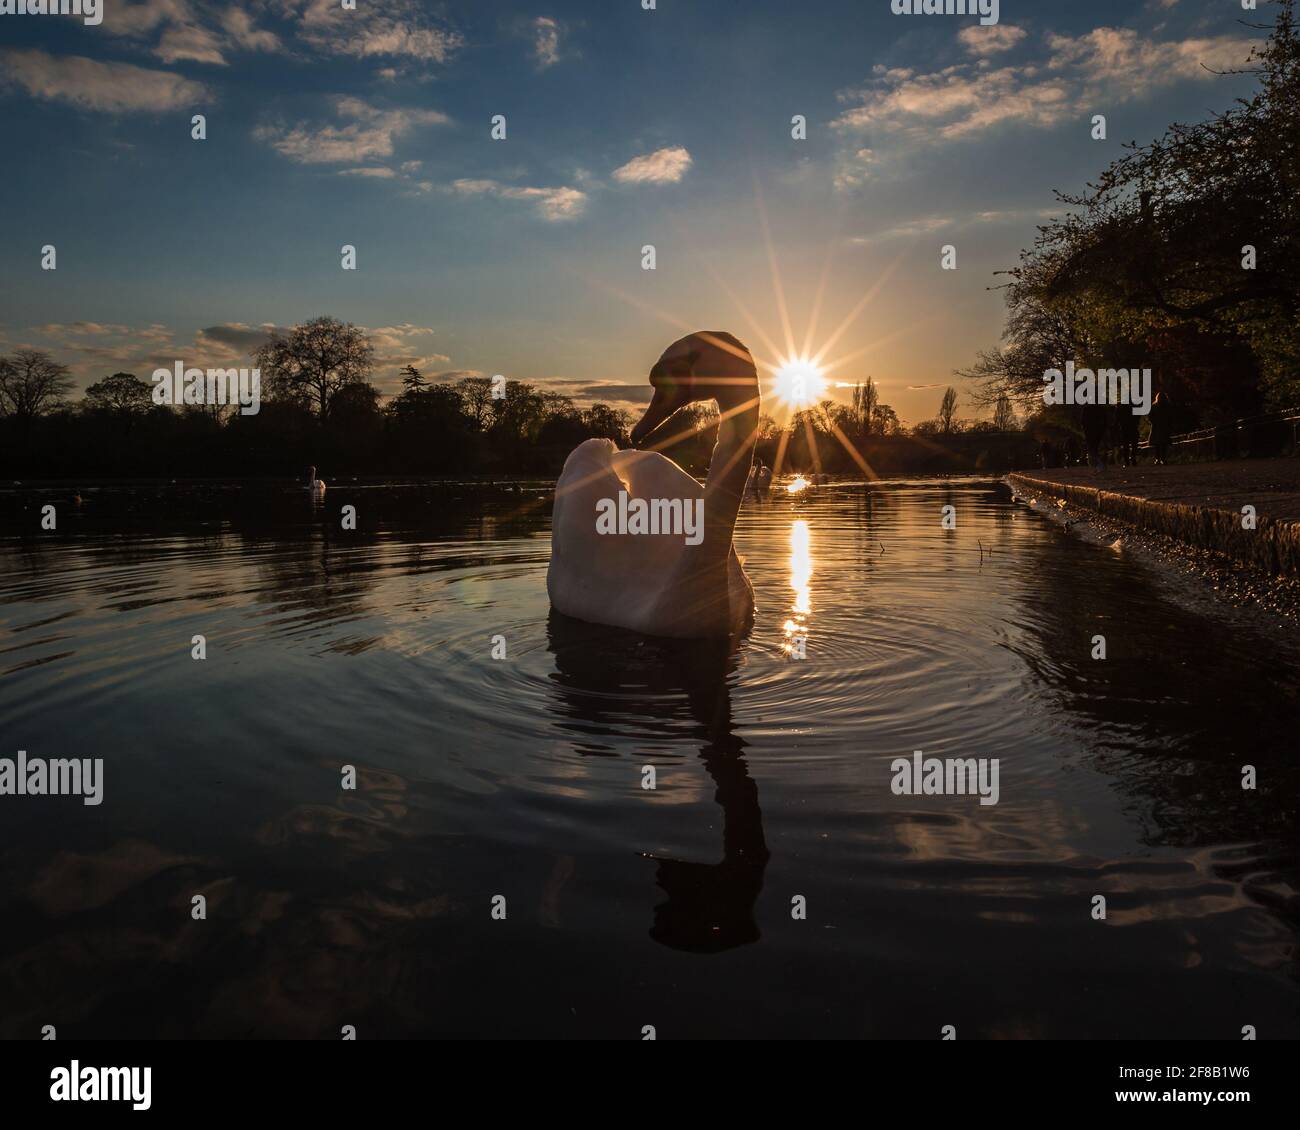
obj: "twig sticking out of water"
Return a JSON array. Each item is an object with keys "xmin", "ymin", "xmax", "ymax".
[{"xmin": 878, "ymin": 541, "xmax": 885, "ymax": 555}]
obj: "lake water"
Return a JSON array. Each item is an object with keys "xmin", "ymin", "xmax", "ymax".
[{"xmin": 1, "ymin": 477, "xmax": 1297, "ymax": 1039}]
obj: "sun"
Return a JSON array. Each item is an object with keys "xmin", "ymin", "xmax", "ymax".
[{"xmin": 772, "ymin": 357, "xmax": 827, "ymax": 409}]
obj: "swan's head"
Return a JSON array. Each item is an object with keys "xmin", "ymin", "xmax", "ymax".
[{"xmin": 630, "ymin": 330, "xmax": 757, "ymax": 448}]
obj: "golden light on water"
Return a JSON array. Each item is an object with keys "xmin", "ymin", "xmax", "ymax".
[
  {"xmin": 772, "ymin": 357, "xmax": 826, "ymax": 409},
  {"xmin": 783, "ymin": 519, "xmax": 812, "ymax": 657},
  {"xmin": 786, "ymin": 475, "xmax": 811, "ymax": 494}
]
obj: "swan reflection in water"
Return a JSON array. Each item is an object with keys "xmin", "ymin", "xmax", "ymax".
[{"xmin": 545, "ymin": 611, "xmax": 770, "ymax": 953}]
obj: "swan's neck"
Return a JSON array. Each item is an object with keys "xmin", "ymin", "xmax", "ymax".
[{"xmin": 699, "ymin": 383, "xmax": 760, "ymax": 563}]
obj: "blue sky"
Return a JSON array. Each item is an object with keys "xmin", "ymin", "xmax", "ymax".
[{"xmin": 0, "ymin": 0, "xmax": 1267, "ymax": 422}]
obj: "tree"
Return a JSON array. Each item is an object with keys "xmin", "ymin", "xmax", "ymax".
[
  {"xmin": 992, "ymin": 393, "xmax": 1017, "ymax": 433},
  {"xmin": 255, "ymin": 316, "xmax": 375, "ymax": 419},
  {"xmin": 938, "ymin": 387, "xmax": 959, "ymax": 434},
  {"xmin": 330, "ymin": 381, "xmax": 381, "ymax": 420},
  {"xmin": 871, "ymin": 403, "xmax": 902, "ymax": 436},
  {"xmin": 0, "ymin": 349, "xmax": 74, "ymax": 418},
  {"xmin": 456, "ymin": 376, "xmax": 494, "ymax": 430},
  {"xmin": 582, "ymin": 403, "xmax": 631, "ymax": 443},
  {"xmin": 386, "ymin": 382, "xmax": 477, "ymax": 471},
  {"xmin": 488, "ymin": 380, "xmax": 548, "ymax": 445},
  {"xmin": 848, "ymin": 378, "xmax": 879, "ymax": 437},
  {"xmin": 84, "ymin": 372, "xmax": 153, "ymax": 415},
  {"xmin": 814, "ymin": 399, "xmax": 843, "ymax": 438},
  {"xmin": 399, "ymin": 364, "xmax": 426, "ymax": 393},
  {"xmin": 756, "ymin": 414, "xmax": 783, "ymax": 441},
  {"xmin": 964, "ymin": 0, "xmax": 1300, "ymax": 418}
]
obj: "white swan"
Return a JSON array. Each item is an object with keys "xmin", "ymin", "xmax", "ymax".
[
  {"xmin": 548, "ymin": 330, "xmax": 760, "ymax": 638},
  {"xmin": 306, "ymin": 465, "xmax": 327, "ymax": 495}
]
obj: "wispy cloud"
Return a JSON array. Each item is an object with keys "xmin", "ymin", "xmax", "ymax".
[
  {"xmin": 93, "ymin": 1, "xmax": 457, "ymax": 69},
  {"xmin": 1044, "ymin": 26, "xmax": 1247, "ymax": 79},
  {"xmin": 847, "ymin": 208, "xmax": 1059, "ymax": 243},
  {"xmin": 94, "ymin": 0, "xmax": 281, "ymax": 67},
  {"xmin": 833, "ymin": 27, "xmax": 1252, "ymax": 185},
  {"xmin": 0, "ymin": 49, "xmax": 210, "ymax": 112},
  {"xmin": 564, "ymin": 381, "xmax": 652, "ymax": 406},
  {"xmin": 220, "ymin": 8, "xmax": 281, "ymax": 55},
  {"xmin": 449, "ymin": 178, "xmax": 588, "ymax": 222},
  {"xmin": 31, "ymin": 322, "xmax": 133, "ymax": 337},
  {"xmin": 427, "ymin": 369, "xmax": 486, "ymax": 384},
  {"xmin": 293, "ymin": 0, "xmax": 462, "ymax": 64},
  {"xmin": 194, "ymin": 323, "xmax": 285, "ymax": 352},
  {"xmin": 611, "ymin": 146, "xmax": 693, "ymax": 185},
  {"xmin": 532, "ymin": 16, "xmax": 562, "ymax": 69},
  {"xmin": 365, "ymin": 324, "xmax": 450, "ymax": 386},
  {"xmin": 15, "ymin": 321, "xmax": 217, "ymax": 385},
  {"xmin": 958, "ymin": 25, "xmax": 1028, "ymax": 57},
  {"xmin": 849, "ymin": 217, "xmax": 953, "ymax": 243},
  {"xmin": 255, "ymin": 96, "xmax": 449, "ymax": 166}
]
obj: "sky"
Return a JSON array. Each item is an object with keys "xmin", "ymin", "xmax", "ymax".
[{"xmin": 0, "ymin": 0, "xmax": 1268, "ymax": 423}]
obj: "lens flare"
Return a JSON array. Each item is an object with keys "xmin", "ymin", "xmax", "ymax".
[{"xmin": 773, "ymin": 357, "xmax": 826, "ymax": 409}]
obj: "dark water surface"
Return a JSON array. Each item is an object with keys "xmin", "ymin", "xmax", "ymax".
[{"xmin": 1, "ymin": 478, "xmax": 1297, "ymax": 1039}]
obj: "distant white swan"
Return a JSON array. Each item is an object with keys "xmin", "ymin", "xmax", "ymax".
[
  {"xmin": 306, "ymin": 465, "xmax": 327, "ymax": 495},
  {"xmin": 548, "ymin": 330, "xmax": 759, "ymax": 638}
]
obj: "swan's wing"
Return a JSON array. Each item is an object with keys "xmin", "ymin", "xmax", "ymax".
[
  {"xmin": 549, "ymin": 442, "xmax": 708, "ymax": 626},
  {"xmin": 609, "ymin": 448, "xmax": 703, "ymax": 499}
]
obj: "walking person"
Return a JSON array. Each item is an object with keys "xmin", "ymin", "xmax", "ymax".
[
  {"xmin": 1081, "ymin": 405, "xmax": 1109, "ymax": 472},
  {"xmin": 1113, "ymin": 404, "xmax": 1139, "ymax": 467}
]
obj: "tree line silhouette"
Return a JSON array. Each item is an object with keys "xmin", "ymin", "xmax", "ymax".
[
  {"xmin": 0, "ymin": 314, "xmax": 1031, "ymax": 479},
  {"xmin": 0, "ymin": 317, "xmax": 631, "ymax": 479}
]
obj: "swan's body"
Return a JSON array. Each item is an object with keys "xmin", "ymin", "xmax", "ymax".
[
  {"xmin": 548, "ymin": 330, "xmax": 759, "ymax": 639},
  {"xmin": 305, "ymin": 465, "xmax": 327, "ymax": 495},
  {"xmin": 549, "ymin": 440, "xmax": 754, "ymax": 637}
]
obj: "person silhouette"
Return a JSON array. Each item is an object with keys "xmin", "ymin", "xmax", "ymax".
[
  {"xmin": 1113, "ymin": 404, "xmax": 1139, "ymax": 467},
  {"xmin": 1081, "ymin": 405, "xmax": 1109, "ymax": 472}
]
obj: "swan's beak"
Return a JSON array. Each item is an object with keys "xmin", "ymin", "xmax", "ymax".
[{"xmin": 630, "ymin": 387, "xmax": 679, "ymax": 448}]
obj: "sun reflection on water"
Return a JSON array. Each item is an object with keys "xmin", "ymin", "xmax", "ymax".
[{"xmin": 783, "ymin": 519, "xmax": 812, "ymax": 657}]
